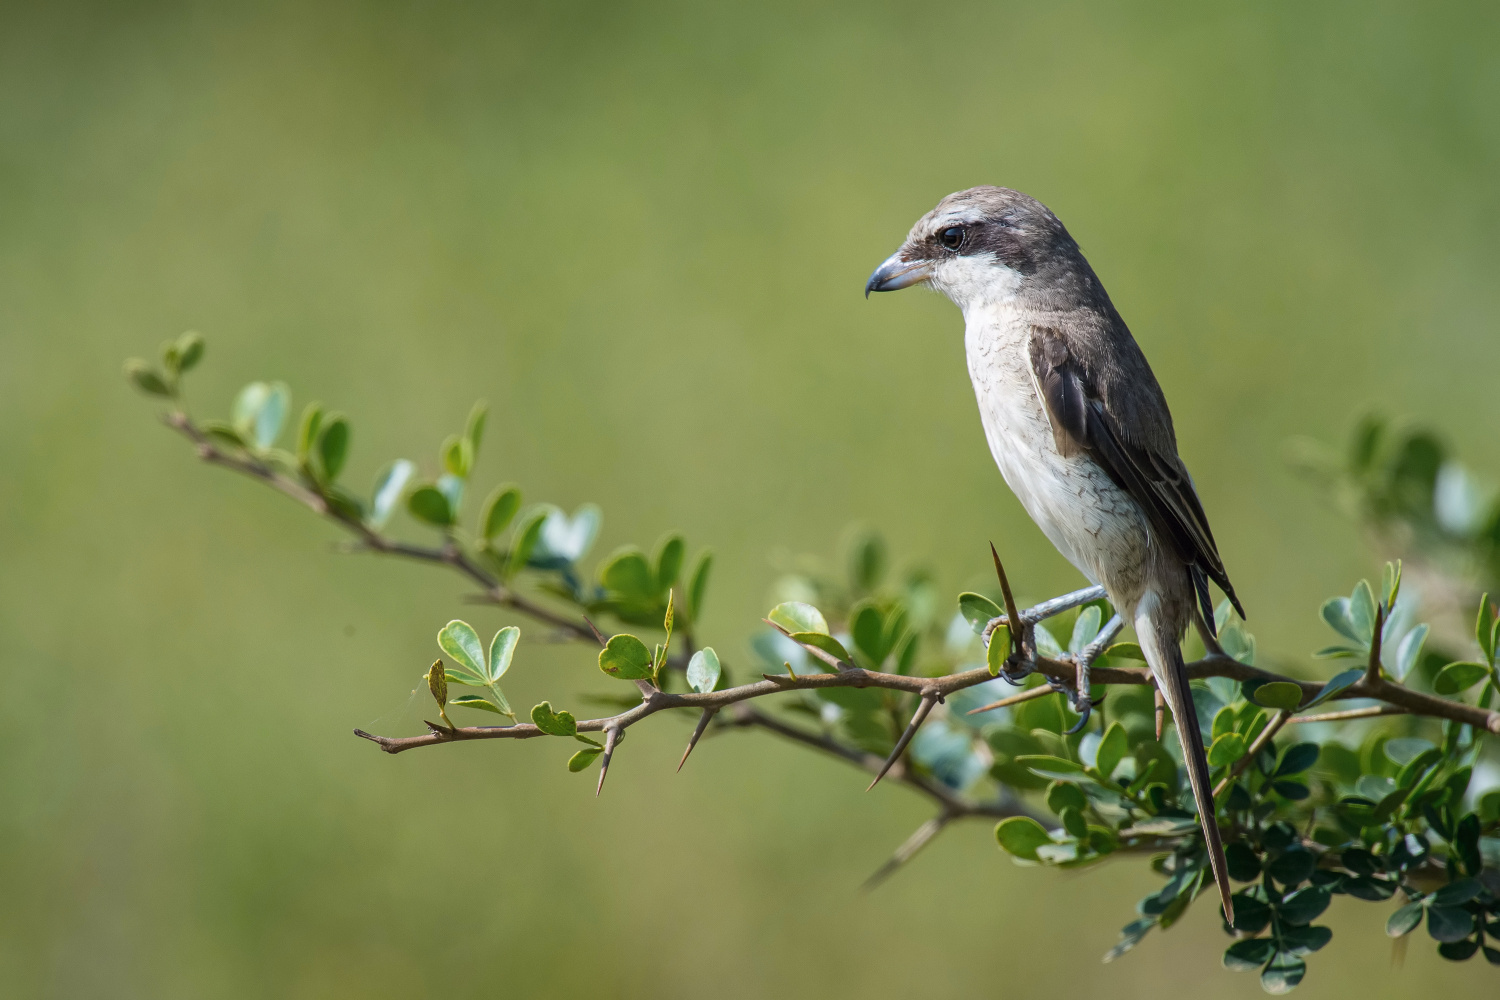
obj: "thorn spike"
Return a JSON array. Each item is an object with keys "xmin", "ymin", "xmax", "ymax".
[
  {"xmin": 678, "ymin": 708, "xmax": 716, "ymax": 772},
  {"xmin": 867, "ymin": 694, "xmax": 937, "ymax": 791}
]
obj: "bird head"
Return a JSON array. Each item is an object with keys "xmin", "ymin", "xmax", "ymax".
[{"xmin": 865, "ymin": 186, "xmax": 1089, "ymax": 313}]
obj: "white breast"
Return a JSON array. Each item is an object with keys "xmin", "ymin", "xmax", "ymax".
[{"xmin": 963, "ymin": 308, "xmax": 1151, "ymax": 604}]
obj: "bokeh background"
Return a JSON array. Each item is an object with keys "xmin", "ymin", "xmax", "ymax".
[{"xmin": 2, "ymin": 1, "xmax": 1498, "ymax": 996}]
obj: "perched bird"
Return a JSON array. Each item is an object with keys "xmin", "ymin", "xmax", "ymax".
[{"xmin": 866, "ymin": 186, "xmax": 1242, "ymax": 921}]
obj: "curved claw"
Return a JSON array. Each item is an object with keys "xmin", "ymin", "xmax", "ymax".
[{"xmin": 1063, "ymin": 698, "xmax": 1093, "ymax": 735}]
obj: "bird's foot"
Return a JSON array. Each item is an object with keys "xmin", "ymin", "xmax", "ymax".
[{"xmin": 1062, "ymin": 613, "xmax": 1124, "ymax": 735}]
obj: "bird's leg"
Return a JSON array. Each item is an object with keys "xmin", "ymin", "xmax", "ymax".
[{"xmin": 1063, "ymin": 614, "xmax": 1124, "ymax": 734}]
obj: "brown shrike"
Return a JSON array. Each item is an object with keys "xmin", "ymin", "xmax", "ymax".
[{"xmin": 867, "ymin": 186, "xmax": 1242, "ymax": 920}]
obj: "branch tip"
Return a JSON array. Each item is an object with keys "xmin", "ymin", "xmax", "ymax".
[
  {"xmin": 868, "ymin": 694, "xmax": 937, "ymax": 791},
  {"xmin": 678, "ymin": 708, "xmax": 717, "ymax": 772}
]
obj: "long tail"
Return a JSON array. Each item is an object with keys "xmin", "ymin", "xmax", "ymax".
[{"xmin": 1136, "ymin": 596, "xmax": 1234, "ymax": 924}]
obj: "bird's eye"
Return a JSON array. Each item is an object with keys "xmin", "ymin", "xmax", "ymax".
[{"xmin": 939, "ymin": 226, "xmax": 964, "ymax": 250}]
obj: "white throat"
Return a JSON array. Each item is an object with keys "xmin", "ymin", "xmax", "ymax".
[{"xmin": 930, "ymin": 255, "xmax": 1025, "ymax": 321}]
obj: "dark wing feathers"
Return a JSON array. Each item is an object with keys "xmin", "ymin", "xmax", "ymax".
[{"xmin": 1029, "ymin": 327, "xmax": 1244, "ymax": 628}]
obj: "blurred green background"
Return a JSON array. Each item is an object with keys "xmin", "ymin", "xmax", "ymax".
[{"xmin": 2, "ymin": 0, "xmax": 1497, "ymax": 996}]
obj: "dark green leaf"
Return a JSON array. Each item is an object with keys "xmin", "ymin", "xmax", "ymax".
[
  {"xmin": 1278, "ymin": 886, "xmax": 1331, "ymax": 925},
  {"xmin": 850, "ymin": 601, "xmax": 887, "ymax": 664},
  {"xmin": 1059, "ymin": 806, "xmax": 1088, "ymax": 838},
  {"xmin": 530, "ymin": 701, "xmax": 577, "ymax": 737},
  {"xmin": 1430, "ymin": 878, "xmax": 1483, "ymax": 907},
  {"xmin": 173, "ymin": 331, "xmax": 204, "ymax": 371},
  {"xmin": 480, "ymin": 485, "xmax": 521, "ymax": 541},
  {"xmin": 1279, "ymin": 924, "xmax": 1332, "ymax": 956},
  {"xmin": 1476, "ymin": 593, "xmax": 1496, "ymax": 663},
  {"xmin": 1427, "ymin": 906, "xmax": 1476, "ymax": 943},
  {"xmin": 316, "ymin": 414, "xmax": 350, "ymax": 481},
  {"xmin": 1015, "ymin": 755, "xmax": 1084, "ymax": 780},
  {"xmin": 200, "ymin": 420, "xmax": 244, "ymax": 448},
  {"xmin": 1272, "ymin": 780, "xmax": 1310, "ymax": 800},
  {"xmin": 1302, "ymin": 667, "xmax": 1364, "ymax": 709},
  {"xmin": 1387, "ymin": 901, "xmax": 1424, "ymax": 937},
  {"xmin": 124, "ymin": 359, "xmax": 172, "ymax": 396},
  {"xmin": 1275, "ymin": 743, "xmax": 1320, "ymax": 777},
  {"xmin": 1046, "ymin": 781, "xmax": 1087, "ymax": 814},
  {"xmin": 1396, "ymin": 748, "xmax": 1442, "ymax": 788},
  {"xmin": 847, "ymin": 527, "xmax": 886, "ymax": 592},
  {"xmin": 598, "ymin": 633, "xmax": 653, "ymax": 680},
  {"xmin": 688, "ymin": 551, "xmax": 713, "ymax": 622},
  {"xmin": 507, "ymin": 507, "xmax": 546, "ymax": 577},
  {"xmin": 1267, "ymin": 848, "xmax": 1317, "ymax": 887},
  {"xmin": 1438, "ymin": 938, "xmax": 1480, "ymax": 961},
  {"xmin": 655, "ymin": 534, "xmax": 685, "ymax": 592},
  {"xmin": 1434, "ymin": 661, "xmax": 1491, "ymax": 695},
  {"xmin": 1223, "ymin": 937, "xmax": 1275, "ymax": 971},
  {"xmin": 1225, "ymin": 842, "xmax": 1261, "ymax": 881},
  {"xmin": 994, "ymin": 816, "xmax": 1053, "ymax": 861},
  {"xmin": 1229, "ymin": 892, "xmax": 1272, "ymax": 933},
  {"xmin": 1260, "ymin": 951, "xmax": 1306, "ymax": 994},
  {"xmin": 407, "ymin": 484, "xmax": 453, "ymax": 526}
]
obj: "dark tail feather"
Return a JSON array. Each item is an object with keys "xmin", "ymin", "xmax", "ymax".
[{"xmin": 1155, "ymin": 629, "xmax": 1235, "ymax": 924}]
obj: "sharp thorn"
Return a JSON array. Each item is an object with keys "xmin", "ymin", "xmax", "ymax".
[
  {"xmin": 596, "ymin": 728, "xmax": 621, "ymax": 797},
  {"xmin": 860, "ymin": 812, "xmax": 953, "ymax": 891},
  {"xmin": 1154, "ymin": 685, "xmax": 1165, "ymax": 742},
  {"xmin": 965, "ymin": 684, "xmax": 1054, "ymax": 715},
  {"xmin": 582, "ymin": 615, "xmax": 609, "ymax": 648},
  {"xmin": 678, "ymin": 708, "xmax": 716, "ymax": 772},
  {"xmin": 867, "ymin": 694, "xmax": 937, "ymax": 791}
]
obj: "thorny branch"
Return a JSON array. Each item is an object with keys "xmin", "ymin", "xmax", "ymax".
[{"xmin": 166, "ymin": 408, "xmax": 1500, "ymax": 887}]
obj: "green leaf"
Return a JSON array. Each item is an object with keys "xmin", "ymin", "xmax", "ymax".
[
  {"xmin": 465, "ymin": 400, "xmax": 487, "ymax": 457},
  {"xmin": 848, "ymin": 528, "xmax": 886, "ymax": 592},
  {"xmin": 687, "ymin": 647, "xmax": 721, "ymax": 694},
  {"xmin": 994, "ymin": 816, "xmax": 1053, "ymax": 861},
  {"xmin": 1046, "ymin": 781, "xmax": 1087, "ymax": 814},
  {"xmin": 1387, "ymin": 901, "xmax": 1424, "ymax": 937},
  {"xmin": 530, "ymin": 701, "xmax": 578, "ymax": 737},
  {"xmin": 1069, "ymin": 606, "xmax": 1102, "ymax": 654},
  {"xmin": 599, "ymin": 633, "xmax": 653, "ymax": 680},
  {"xmin": 1223, "ymin": 938, "xmax": 1275, "ymax": 972},
  {"xmin": 1248, "ymin": 680, "xmax": 1304, "ymax": 711},
  {"xmin": 296, "ymin": 402, "xmax": 323, "ymax": 462},
  {"xmin": 1427, "ymin": 906, "xmax": 1475, "ymax": 943},
  {"xmin": 791, "ymin": 632, "xmax": 850, "ymax": 665},
  {"xmin": 316, "ymin": 414, "xmax": 350, "ymax": 481},
  {"xmin": 1279, "ymin": 924, "xmax": 1332, "ymax": 956},
  {"xmin": 688, "ymin": 551, "xmax": 713, "ymax": 623},
  {"xmin": 407, "ymin": 484, "xmax": 454, "ymax": 526},
  {"xmin": 1434, "ymin": 661, "xmax": 1490, "ymax": 695},
  {"xmin": 568, "ymin": 748, "xmax": 602, "ymax": 772},
  {"xmin": 850, "ymin": 601, "xmax": 887, "ymax": 664},
  {"xmin": 1320, "ymin": 595, "xmax": 1364, "ymax": 645},
  {"xmin": 1350, "ymin": 580, "xmax": 1377, "ymax": 641},
  {"xmin": 1390, "ymin": 623, "xmax": 1429, "ymax": 682},
  {"xmin": 1015, "ymin": 755, "xmax": 1086, "ymax": 780},
  {"xmin": 959, "ymin": 592, "xmax": 1002, "ymax": 634},
  {"xmin": 985, "ymin": 625, "xmax": 1011, "ymax": 676},
  {"xmin": 1396, "ymin": 747, "xmax": 1442, "ymax": 788},
  {"xmin": 369, "ymin": 459, "xmax": 415, "ymax": 528},
  {"xmin": 1476, "ymin": 593, "xmax": 1497, "ymax": 663},
  {"xmin": 441, "ymin": 433, "xmax": 472, "ymax": 479},
  {"xmin": 600, "ymin": 546, "xmax": 655, "ymax": 599},
  {"xmin": 487, "ymin": 626, "xmax": 519, "ymax": 682},
  {"xmin": 231, "ymin": 382, "xmax": 270, "ymax": 436},
  {"xmin": 451, "ymin": 694, "xmax": 504, "ymax": 715},
  {"xmin": 507, "ymin": 507, "xmax": 547, "ymax": 576},
  {"xmin": 1430, "ymin": 877, "xmax": 1483, "ymax": 907},
  {"xmin": 1267, "ymin": 848, "xmax": 1316, "ymax": 887},
  {"xmin": 437, "ymin": 620, "xmax": 486, "ymax": 677},
  {"xmin": 768, "ymin": 602, "xmax": 829, "ymax": 636},
  {"xmin": 478, "ymin": 486, "xmax": 521, "ymax": 542},
  {"xmin": 1260, "ymin": 952, "xmax": 1306, "ymax": 994},
  {"xmin": 1101, "ymin": 641, "xmax": 1144, "ymax": 662},
  {"xmin": 1278, "ymin": 886, "xmax": 1331, "ymax": 925},
  {"xmin": 200, "ymin": 420, "xmax": 245, "ymax": 448},
  {"xmin": 1208, "ymin": 732, "xmax": 1246, "ymax": 768},
  {"xmin": 1095, "ymin": 722, "xmax": 1128, "ymax": 780},
  {"xmin": 173, "ymin": 331, "xmax": 204, "ymax": 371},
  {"xmin": 1301, "ymin": 667, "xmax": 1364, "ymax": 709},
  {"xmin": 1059, "ymin": 806, "xmax": 1088, "ymax": 838},
  {"xmin": 655, "ymin": 534, "xmax": 685, "ymax": 593},
  {"xmin": 1275, "ymin": 743, "xmax": 1320, "ymax": 777},
  {"xmin": 251, "ymin": 382, "xmax": 290, "ymax": 450}
]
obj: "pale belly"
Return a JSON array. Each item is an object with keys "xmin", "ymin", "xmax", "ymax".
[{"xmin": 964, "ymin": 318, "xmax": 1152, "ymax": 608}]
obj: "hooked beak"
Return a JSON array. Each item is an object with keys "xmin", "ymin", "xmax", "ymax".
[{"xmin": 864, "ymin": 251, "xmax": 933, "ymax": 298}]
